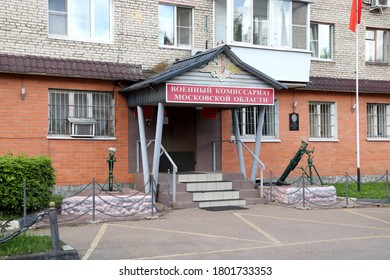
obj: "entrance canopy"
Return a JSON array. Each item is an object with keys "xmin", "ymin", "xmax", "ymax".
[
  {"xmin": 120, "ymin": 44, "xmax": 287, "ymax": 107},
  {"xmin": 120, "ymin": 45, "xmax": 288, "ymax": 199}
]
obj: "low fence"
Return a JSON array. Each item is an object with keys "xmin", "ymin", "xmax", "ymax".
[
  {"xmin": 264, "ymin": 171, "xmax": 390, "ymax": 208},
  {"xmin": 56, "ymin": 176, "xmax": 169, "ymax": 224},
  {"xmin": 0, "ymin": 206, "xmax": 59, "ymax": 252},
  {"xmin": 1, "ymin": 176, "xmax": 169, "ymax": 247}
]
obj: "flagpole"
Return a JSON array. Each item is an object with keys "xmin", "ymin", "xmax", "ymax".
[{"xmin": 355, "ymin": 0, "xmax": 361, "ymax": 191}]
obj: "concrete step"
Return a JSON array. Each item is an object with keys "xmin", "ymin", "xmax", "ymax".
[
  {"xmin": 245, "ymin": 197, "xmax": 267, "ymax": 205},
  {"xmin": 135, "ymin": 172, "xmax": 260, "ymax": 209},
  {"xmin": 192, "ymin": 190, "xmax": 240, "ymax": 202},
  {"xmin": 231, "ymin": 180, "xmax": 256, "ymax": 190},
  {"xmin": 172, "ymin": 201, "xmax": 199, "ymax": 209},
  {"xmin": 157, "ymin": 191, "xmax": 193, "ymax": 206},
  {"xmin": 239, "ymin": 188, "xmax": 261, "ymax": 199},
  {"xmin": 178, "ymin": 172, "xmax": 223, "ymax": 183},
  {"xmin": 186, "ymin": 181, "xmax": 232, "ymax": 192},
  {"xmin": 199, "ymin": 199, "xmax": 246, "ymax": 208}
]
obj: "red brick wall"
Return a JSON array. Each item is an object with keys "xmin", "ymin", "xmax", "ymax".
[
  {"xmin": 221, "ymin": 89, "xmax": 390, "ymax": 179},
  {"xmin": 0, "ymin": 74, "xmax": 132, "ymax": 186}
]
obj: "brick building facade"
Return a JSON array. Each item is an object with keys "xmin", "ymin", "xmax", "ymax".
[{"xmin": 1, "ymin": 0, "xmax": 390, "ymax": 191}]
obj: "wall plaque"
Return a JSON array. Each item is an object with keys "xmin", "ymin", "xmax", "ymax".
[{"xmin": 289, "ymin": 113, "xmax": 299, "ymax": 131}]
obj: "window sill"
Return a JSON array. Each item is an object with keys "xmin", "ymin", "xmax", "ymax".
[
  {"xmin": 47, "ymin": 136, "xmax": 117, "ymax": 141},
  {"xmin": 367, "ymin": 138, "xmax": 390, "ymax": 142},
  {"xmin": 311, "ymin": 58, "xmax": 334, "ymax": 62},
  {"xmin": 231, "ymin": 137, "xmax": 281, "ymax": 143},
  {"xmin": 159, "ymin": 45, "xmax": 192, "ymax": 51},
  {"xmin": 48, "ymin": 34, "xmax": 113, "ymax": 44},
  {"xmin": 365, "ymin": 62, "xmax": 388, "ymax": 66},
  {"xmin": 308, "ymin": 138, "xmax": 339, "ymax": 142}
]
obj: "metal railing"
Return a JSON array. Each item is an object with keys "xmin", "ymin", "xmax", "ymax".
[
  {"xmin": 212, "ymin": 139, "xmax": 265, "ymax": 195},
  {"xmin": 136, "ymin": 140, "xmax": 178, "ymax": 203}
]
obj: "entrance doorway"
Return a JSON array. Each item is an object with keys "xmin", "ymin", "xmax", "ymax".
[{"xmin": 160, "ymin": 107, "xmax": 196, "ymax": 172}]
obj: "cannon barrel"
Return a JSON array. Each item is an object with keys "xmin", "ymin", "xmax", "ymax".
[{"xmin": 276, "ymin": 141, "xmax": 308, "ymax": 186}]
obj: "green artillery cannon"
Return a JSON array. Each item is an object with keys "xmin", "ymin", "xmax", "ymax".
[
  {"xmin": 276, "ymin": 141, "xmax": 308, "ymax": 185},
  {"xmin": 276, "ymin": 141, "xmax": 323, "ymax": 186}
]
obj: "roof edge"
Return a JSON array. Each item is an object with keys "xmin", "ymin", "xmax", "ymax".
[{"xmin": 0, "ymin": 52, "xmax": 145, "ymax": 81}]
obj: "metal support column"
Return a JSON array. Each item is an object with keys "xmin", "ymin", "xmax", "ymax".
[
  {"xmin": 250, "ymin": 106, "xmax": 265, "ymax": 183},
  {"xmin": 137, "ymin": 106, "xmax": 151, "ymax": 194},
  {"xmin": 152, "ymin": 102, "xmax": 165, "ymax": 192},
  {"xmin": 232, "ymin": 108, "xmax": 246, "ymax": 179}
]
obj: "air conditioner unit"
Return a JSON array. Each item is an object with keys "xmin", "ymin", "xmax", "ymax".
[
  {"xmin": 371, "ymin": 0, "xmax": 389, "ymax": 8},
  {"xmin": 68, "ymin": 118, "xmax": 96, "ymax": 137},
  {"xmin": 191, "ymin": 48, "xmax": 207, "ymax": 56}
]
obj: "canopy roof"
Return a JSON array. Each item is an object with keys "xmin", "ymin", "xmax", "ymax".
[{"xmin": 120, "ymin": 45, "xmax": 287, "ymax": 93}]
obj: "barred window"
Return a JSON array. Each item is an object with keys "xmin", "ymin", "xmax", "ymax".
[
  {"xmin": 309, "ymin": 102, "xmax": 337, "ymax": 139},
  {"xmin": 235, "ymin": 102, "xmax": 279, "ymax": 140},
  {"xmin": 48, "ymin": 89, "xmax": 114, "ymax": 137},
  {"xmin": 367, "ymin": 104, "xmax": 390, "ymax": 138}
]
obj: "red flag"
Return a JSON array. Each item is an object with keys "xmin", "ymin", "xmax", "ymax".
[{"xmin": 349, "ymin": 0, "xmax": 362, "ymax": 32}]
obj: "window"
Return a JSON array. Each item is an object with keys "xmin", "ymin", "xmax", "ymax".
[
  {"xmin": 309, "ymin": 102, "xmax": 337, "ymax": 140},
  {"xmin": 48, "ymin": 90, "xmax": 114, "ymax": 138},
  {"xmin": 367, "ymin": 104, "xmax": 390, "ymax": 139},
  {"xmin": 216, "ymin": 0, "xmax": 308, "ymax": 49},
  {"xmin": 48, "ymin": 0, "xmax": 112, "ymax": 41},
  {"xmin": 310, "ymin": 23, "xmax": 333, "ymax": 60},
  {"xmin": 366, "ymin": 29, "xmax": 388, "ymax": 63},
  {"xmin": 159, "ymin": 4, "xmax": 193, "ymax": 48},
  {"xmin": 235, "ymin": 102, "xmax": 279, "ymax": 140}
]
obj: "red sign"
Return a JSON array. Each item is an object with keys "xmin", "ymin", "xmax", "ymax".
[{"xmin": 166, "ymin": 84, "xmax": 274, "ymax": 106}]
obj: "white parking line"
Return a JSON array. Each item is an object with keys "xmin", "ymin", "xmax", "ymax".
[
  {"xmin": 82, "ymin": 223, "xmax": 107, "ymax": 260},
  {"xmin": 234, "ymin": 213, "xmax": 282, "ymax": 244},
  {"xmin": 344, "ymin": 209, "xmax": 390, "ymax": 225},
  {"xmin": 110, "ymin": 223, "xmax": 271, "ymax": 244}
]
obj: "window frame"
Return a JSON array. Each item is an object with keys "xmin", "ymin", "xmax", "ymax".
[
  {"xmin": 158, "ymin": 3, "xmax": 194, "ymax": 49},
  {"xmin": 365, "ymin": 28, "xmax": 389, "ymax": 64},
  {"xmin": 225, "ymin": 0, "xmax": 309, "ymax": 50},
  {"xmin": 48, "ymin": 89, "xmax": 116, "ymax": 139},
  {"xmin": 308, "ymin": 101, "xmax": 337, "ymax": 141},
  {"xmin": 232, "ymin": 101, "xmax": 280, "ymax": 142},
  {"xmin": 310, "ymin": 22, "xmax": 333, "ymax": 61},
  {"xmin": 48, "ymin": 0, "xmax": 113, "ymax": 43},
  {"xmin": 367, "ymin": 103, "xmax": 390, "ymax": 140}
]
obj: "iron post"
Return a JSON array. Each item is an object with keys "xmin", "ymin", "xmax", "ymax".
[{"xmin": 107, "ymin": 147, "xmax": 116, "ymax": 191}]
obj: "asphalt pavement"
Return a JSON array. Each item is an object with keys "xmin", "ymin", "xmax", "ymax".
[{"xmin": 33, "ymin": 203, "xmax": 390, "ymax": 260}]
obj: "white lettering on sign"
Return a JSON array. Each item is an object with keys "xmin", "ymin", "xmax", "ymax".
[{"xmin": 166, "ymin": 83, "xmax": 274, "ymax": 106}]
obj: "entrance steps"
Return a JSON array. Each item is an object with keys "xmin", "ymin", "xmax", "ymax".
[{"xmin": 142, "ymin": 172, "xmax": 264, "ymax": 209}]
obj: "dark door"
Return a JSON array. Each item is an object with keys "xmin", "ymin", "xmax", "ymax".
[{"xmin": 160, "ymin": 107, "xmax": 196, "ymax": 172}]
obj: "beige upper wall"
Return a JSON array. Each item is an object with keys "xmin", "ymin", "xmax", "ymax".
[
  {"xmin": 1, "ymin": 0, "xmax": 389, "ymax": 80},
  {"xmin": 0, "ymin": 0, "xmax": 213, "ymax": 75},
  {"xmin": 310, "ymin": 0, "xmax": 390, "ymax": 80}
]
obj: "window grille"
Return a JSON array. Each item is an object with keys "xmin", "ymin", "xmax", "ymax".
[
  {"xmin": 48, "ymin": 89, "xmax": 114, "ymax": 137},
  {"xmin": 309, "ymin": 102, "xmax": 336, "ymax": 139},
  {"xmin": 235, "ymin": 102, "xmax": 278, "ymax": 140},
  {"xmin": 367, "ymin": 104, "xmax": 390, "ymax": 138}
]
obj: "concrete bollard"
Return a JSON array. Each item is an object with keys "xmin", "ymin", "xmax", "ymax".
[{"xmin": 48, "ymin": 202, "xmax": 61, "ymax": 252}]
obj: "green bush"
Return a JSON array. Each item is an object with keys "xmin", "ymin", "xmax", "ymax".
[{"xmin": 0, "ymin": 153, "xmax": 56, "ymax": 215}]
